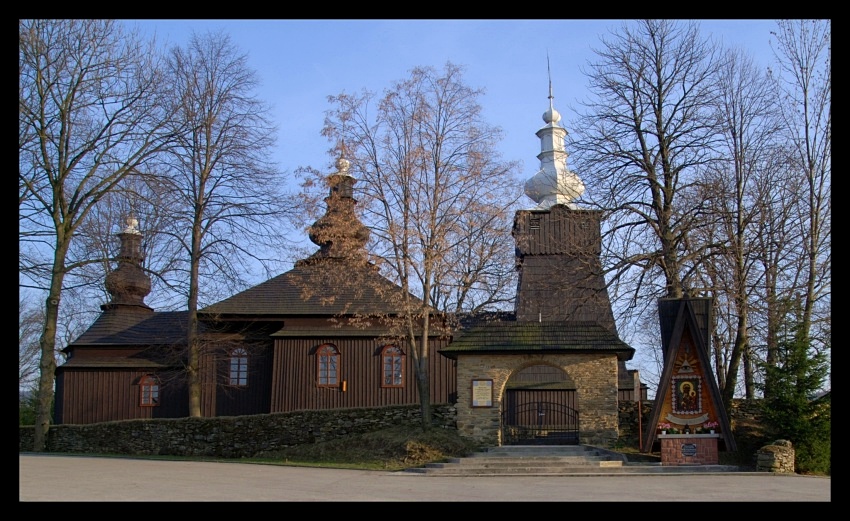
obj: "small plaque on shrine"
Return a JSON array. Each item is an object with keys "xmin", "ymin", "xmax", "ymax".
[{"xmin": 681, "ymin": 443, "xmax": 697, "ymax": 457}]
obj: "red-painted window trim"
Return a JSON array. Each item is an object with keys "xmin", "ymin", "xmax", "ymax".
[
  {"xmin": 381, "ymin": 345, "xmax": 404, "ymax": 388},
  {"xmin": 317, "ymin": 344, "xmax": 339, "ymax": 387},
  {"xmin": 140, "ymin": 374, "xmax": 160, "ymax": 407}
]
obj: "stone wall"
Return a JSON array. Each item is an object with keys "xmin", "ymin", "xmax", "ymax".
[
  {"xmin": 617, "ymin": 398, "xmax": 766, "ymax": 443},
  {"xmin": 19, "ymin": 404, "xmax": 456, "ymax": 458},
  {"xmin": 20, "ymin": 398, "xmax": 774, "ymax": 465},
  {"xmin": 617, "ymin": 400, "xmax": 653, "ymax": 446}
]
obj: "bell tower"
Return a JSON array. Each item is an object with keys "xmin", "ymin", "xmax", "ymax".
[{"xmin": 512, "ymin": 72, "xmax": 615, "ymax": 330}]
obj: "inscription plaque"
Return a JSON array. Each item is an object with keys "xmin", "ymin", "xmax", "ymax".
[
  {"xmin": 681, "ymin": 443, "xmax": 697, "ymax": 457},
  {"xmin": 471, "ymin": 379, "xmax": 493, "ymax": 407}
]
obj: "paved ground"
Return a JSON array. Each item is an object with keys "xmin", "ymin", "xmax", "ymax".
[{"xmin": 20, "ymin": 453, "xmax": 830, "ymax": 502}]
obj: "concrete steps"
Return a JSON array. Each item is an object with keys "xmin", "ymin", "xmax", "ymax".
[{"xmin": 405, "ymin": 445, "xmax": 742, "ymax": 476}]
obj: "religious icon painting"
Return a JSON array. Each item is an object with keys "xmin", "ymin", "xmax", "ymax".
[{"xmin": 672, "ymin": 375, "xmax": 701, "ymax": 414}]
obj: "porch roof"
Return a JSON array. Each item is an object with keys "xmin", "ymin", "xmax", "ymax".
[{"xmin": 440, "ymin": 320, "xmax": 635, "ymax": 361}]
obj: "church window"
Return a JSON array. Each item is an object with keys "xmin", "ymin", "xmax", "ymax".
[
  {"xmin": 140, "ymin": 374, "xmax": 160, "ymax": 407},
  {"xmin": 381, "ymin": 345, "xmax": 404, "ymax": 387},
  {"xmin": 317, "ymin": 344, "xmax": 339, "ymax": 387},
  {"xmin": 229, "ymin": 348, "xmax": 249, "ymax": 386}
]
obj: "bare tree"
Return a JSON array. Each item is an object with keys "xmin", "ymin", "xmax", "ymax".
[
  {"xmin": 161, "ymin": 30, "xmax": 295, "ymax": 417},
  {"xmin": 19, "ymin": 293, "xmax": 43, "ymax": 390},
  {"xmin": 691, "ymin": 45, "xmax": 784, "ymax": 404},
  {"xmin": 570, "ymin": 19, "xmax": 725, "ymax": 378},
  {"xmin": 769, "ymin": 19, "xmax": 831, "ymax": 359},
  {"xmin": 571, "ymin": 20, "xmax": 830, "ymax": 405},
  {"xmin": 19, "ymin": 19, "xmax": 176, "ymax": 451},
  {"xmin": 432, "ymin": 203, "xmax": 520, "ymax": 313},
  {"xmin": 575, "ymin": 19, "xmax": 727, "ymax": 295},
  {"xmin": 322, "ymin": 62, "xmax": 522, "ymax": 428}
]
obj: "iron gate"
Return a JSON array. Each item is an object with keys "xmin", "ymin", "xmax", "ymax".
[{"xmin": 501, "ymin": 400, "xmax": 579, "ymax": 445}]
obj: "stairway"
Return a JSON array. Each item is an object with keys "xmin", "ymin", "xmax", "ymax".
[{"xmin": 404, "ymin": 445, "xmax": 742, "ymax": 476}]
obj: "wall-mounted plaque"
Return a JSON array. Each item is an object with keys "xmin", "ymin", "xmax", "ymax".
[
  {"xmin": 681, "ymin": 443, "xmax": 697, "ymax": 457},
  {"xmin": 471, "ymin": 379, "xmax": 493, "ymax": 407}
]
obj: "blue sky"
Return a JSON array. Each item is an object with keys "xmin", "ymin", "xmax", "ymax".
[{"xmin": 128, "ymin": 19, "xmax": 780, "ymax": 189}]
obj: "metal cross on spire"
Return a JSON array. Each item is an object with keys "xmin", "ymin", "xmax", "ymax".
[{"xmin": 547, "ymin": 51, "xmax": 554, "ymax": 112}]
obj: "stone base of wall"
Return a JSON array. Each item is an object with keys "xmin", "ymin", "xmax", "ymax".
[
  {"xmin": 20, "ymin": 404, "xmax": 456, "ymax": 458},
  {"xmin": 660, "ymin": 434, "xmax": 719, "ymax": 465}
]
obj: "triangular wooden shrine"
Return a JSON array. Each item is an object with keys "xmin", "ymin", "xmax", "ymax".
[{"xmin": 642, "ymin": 297, "xmax": 736, "ymax": 452}]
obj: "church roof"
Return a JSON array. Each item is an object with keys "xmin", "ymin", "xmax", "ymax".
[
  {"xmin": 60, "ymin": 310, "xmax": 188, "ymax": 370},
  {"xmin": 200, "ymin": 261, "xmax": 419, "ymax": 317},
  {"xmin": 66, "ymin": 310, "xmax": 189, "ymax": 348}
]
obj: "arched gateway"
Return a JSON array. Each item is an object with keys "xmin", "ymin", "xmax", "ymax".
[{"xmin": 501, "ymin": 363, "xmax": 578, "ymax": 445}]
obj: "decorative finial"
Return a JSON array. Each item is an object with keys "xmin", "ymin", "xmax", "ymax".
[
  {"xmin": 122, "ymin": 215, "xmax": 141, "ymax": 235},
  {"xmin": 524, "ymin": 57, "xmax": 585, "ymax": 209},
  {"xmin": 335, "ymin": 156, "xmax": 350, "ymax": 174}
]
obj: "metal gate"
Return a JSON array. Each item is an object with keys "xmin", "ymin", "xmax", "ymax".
[{"xmin": 501, "ymin": 397, "xmax": 579, "ymax": 445}]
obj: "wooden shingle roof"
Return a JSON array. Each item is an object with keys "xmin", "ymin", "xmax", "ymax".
[
  {"xmin": 66, "ymin": 310, "xmax": 189, "ymax": 348},
  {"xmin": 200, "ymin": 262, "xmax": 419, "ymax": 317},
  {"xmin": 60, "ymin": 311, "xmax": 187, "ymax": 370},
  {"xmin": 440, "ymin": 320, "xmax": 635, "ymax": 361}
]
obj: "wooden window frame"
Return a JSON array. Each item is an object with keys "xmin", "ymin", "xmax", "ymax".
[
  {"xmin": 140, "ymin": 374, "xmax": 160, "ymax": 407},
  {"xmin": 229, "ymin": 347, "xmax": 249, "ymax": 386},
  {"xmin": 317, "ymin": 344, "xmax": 339, "ymax": 387},
  {"xmin": 381, "ymin": 345, "xmax": 404, "ymax": 388}
]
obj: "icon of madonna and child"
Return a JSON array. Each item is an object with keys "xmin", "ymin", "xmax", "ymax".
[{"xmin": 673, "ymin": 377, "xmax": 701, "ymax": 414}]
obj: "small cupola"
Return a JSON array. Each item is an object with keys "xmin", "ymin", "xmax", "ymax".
[
  {"xmin": 300, "ymin": 154, "xmax": 370, "ymax": 264},
  {"xmin": 102, "ymin": 216, "xmax": 153, "ymax": 312}
]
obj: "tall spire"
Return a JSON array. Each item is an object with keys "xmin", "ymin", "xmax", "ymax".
[{"xmin": 523, "ymin": 57, "xmax": 585, "ymax": 210}]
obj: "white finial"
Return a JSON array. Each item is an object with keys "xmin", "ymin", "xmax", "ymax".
[
  {"xmin": 335, "ymin": 156, "xmax": 350, "ymax": 174},
  {"xmin": 524, "ymin": 58, "xmax": 585, "ymax": 209},
  {"xmin": 335, "ymin": 140, "xmax": 352, "ymax": 177},
  {"xmin": 122, "ymin": 215, "xmax": 141, "ymax": 235}
]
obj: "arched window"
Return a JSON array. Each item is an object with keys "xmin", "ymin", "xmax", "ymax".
[
  {"xmin": 229, "ymin": 348, "xmax": 249, "ymax": 386},
  {"xmin": 139, "ymin": 374, "xmax": 160, "ymax": 407},
  {"xmin": 381, "ymin": 345, "xmax": 404, "ymax": 387},
  {"xmin": 317, "ymin": 344, "xmax": 339, "ymax": 387}
]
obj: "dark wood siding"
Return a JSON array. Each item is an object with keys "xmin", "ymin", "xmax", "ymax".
[
  {"xmin": 215, "ymin": 348, "xmax": 273, "ymax": 416},
  {"xmin": 505, "ymin": 364, "xmax": 574, "ymax": 388},
  {"xmin": 55, "ymin": 368, "xmax": 188, "ymax": 424},
  {"xmin": 270, "ymin": 337, "xmax": 456, "ymax": 413},
  {"xmin": 658, "ymin": 297, "xmax": 714, "ymax": 361},
  {"xmin": 514, "ymin": 209, "xmax": 602, "ymax": 256},
  {"xmin": 618, "ymin": 388, "xmax": 648, "ymax": 402},
  {"xmin": 513, "ymin": 209, "xmax": 615, "ymax": 327}
]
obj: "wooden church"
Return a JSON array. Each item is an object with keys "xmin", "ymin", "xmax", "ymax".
[{"xmin": 55, "ymin": 85, "xmax": 647, "ymax": 448}]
